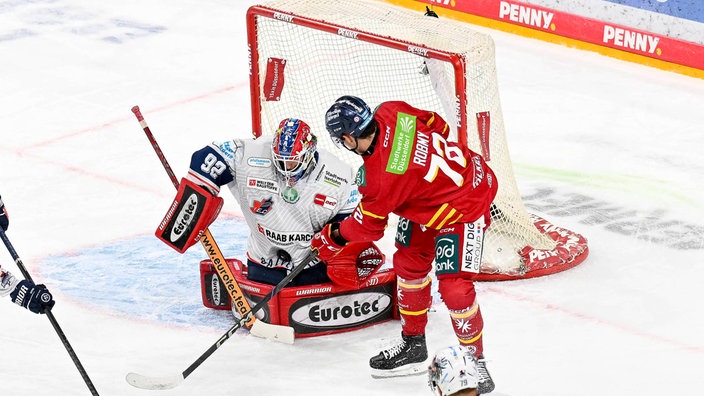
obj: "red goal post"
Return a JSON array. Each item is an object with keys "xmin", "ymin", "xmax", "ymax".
[{"xmin": 246, "ymin": 0, "xmax": 588, "ymax": 280}]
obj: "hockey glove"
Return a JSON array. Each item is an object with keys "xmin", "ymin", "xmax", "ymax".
[
  {"xmin": 155, "ymin": 178, "xmax": 224, "ymax": 253},
  {"xmin": 325, "ymin": 241, "xmax": 385, "ymax": 290},
  {"xmin": 10, "ymin": 280, "xmax": 55, "ymax": 314},
  {"xmin": 0, "ymin": 195, "xmax": 8, "ymax": 231},
  {"xmin": 311, "ymin": 223, "xmax": 347, "ymax": 263}
]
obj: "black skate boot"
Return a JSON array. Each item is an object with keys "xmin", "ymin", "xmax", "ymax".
[
  {"xmin": 476, "ymin": 354, "xmax": 495, "ymax": 394},
  {"xmin": 369, "ymin": 333, "xmax": 428, "ymax": 378}
]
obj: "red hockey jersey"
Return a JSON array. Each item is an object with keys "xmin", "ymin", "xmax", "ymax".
[{"xmin": 339, "ymin": 101, "xmax": 498, "ymax": 242}]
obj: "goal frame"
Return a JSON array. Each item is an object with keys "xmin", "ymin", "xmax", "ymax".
[
  {"xmin": 245, "ymin": 1, "xmax": 589, "ymax": 281},
  {"xmin": 246, "ymin": 5, "xmax": 469, "ymax": 147}
]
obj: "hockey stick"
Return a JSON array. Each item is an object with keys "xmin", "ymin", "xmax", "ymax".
[
  {"xmin": 0, "ymin": 229, "xmax": 100, "ymax": 396},
  {"xmin": 126, "ymin": 250, "xmax": 317, "ymax": 390},
  {"xmin": 131, "ymin": 105, "xmax": 294, "ymax": 344}
]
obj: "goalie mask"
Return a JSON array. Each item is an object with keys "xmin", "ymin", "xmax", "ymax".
[
  {"xmin": 272, "ymin": 118, "xmax": 317, "ymax": 186},
  {"xmin": 428, "ymin": 345, "xmax": 479, "ymax": 396}
]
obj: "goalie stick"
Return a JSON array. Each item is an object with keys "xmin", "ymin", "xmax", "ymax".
[
  {"xmin": 0, "ymin": 229, "xmax": 100, "ymax": 396},
  {"xmin": 126, "ymin": 250, "xmax": 317, "ymax": 390},
  {"xmin": 131, "ymin": 105, "xmax": 294, "ymax": 344}
]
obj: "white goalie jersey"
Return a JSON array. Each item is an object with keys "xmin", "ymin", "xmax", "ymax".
[{"xmin": 186, "ymin": 136, "xmax": 360, "ymax": 270}]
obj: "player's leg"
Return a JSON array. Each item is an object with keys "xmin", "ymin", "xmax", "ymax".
[
  {"xmin": 369, "ymin": 218, "xmax": 435, "ymax": 378},
  {"xmin": 435, "ymin": 219, "xmax": 495, "ymax": 394}
]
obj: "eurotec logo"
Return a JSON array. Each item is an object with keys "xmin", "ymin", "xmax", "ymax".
[
  {"xmin": 290, "ymin": 292, "xmax": 391, "ymax": 328},
  {"xmin": 170, "ymin": 193, "xmax": 198, "ymax": 242},
  {"xmin": 211, "ymin": 275, "xmax": 222, "ymax": 306}
]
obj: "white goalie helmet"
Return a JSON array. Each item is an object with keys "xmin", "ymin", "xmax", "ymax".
[{"xmin": 428, "ymin": 345, "xmax": 479, "ymax": 395}]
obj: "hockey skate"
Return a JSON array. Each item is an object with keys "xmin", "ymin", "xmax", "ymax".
[
  {"xmin": 476, "ymin": 354, "xmax": 495, "ymax": 394},
  {"xmin": 369, "ymin": 333, "xmax": 428, "ymax": 378}
]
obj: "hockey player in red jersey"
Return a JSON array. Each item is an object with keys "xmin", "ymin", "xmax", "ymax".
[{"xmin": 312, "ymin": 96, "xmax": 497, "ymax": 393}]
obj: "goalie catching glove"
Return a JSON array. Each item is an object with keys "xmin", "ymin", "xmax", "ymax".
[
  {"xmin": 313, "ymin": 223, "xmax": 385, "ymax": 289},
  {"xmin": 156, "ymin": 178, "xmax": 223, "ymax": 253},
  {"xmin": 325, "ymin": 241, "xmax": 385, "ymax": 289}
]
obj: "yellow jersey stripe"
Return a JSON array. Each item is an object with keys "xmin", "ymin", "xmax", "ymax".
[
  {"xmin": 449, "ymin": 303, "xmax": 479, "ymax": 319},
  {"xmin": 399, "ymin": 308, "xmax": 429, "ymax": 316},
  {"xmin": 426, "ymin": 203, "xmax": 449, "ymax": 229},
  {"xmin": 436, "ymin": 208, "xmax": 457, "ymax": 229},
  {"xmin": 359, "ymin": 203, "xmax": 385, "ymax": 220},
  {"xmin": 398, "ymin": 277, "xmax": 431, "ymax": 289},
  {"xmin": 459, "ymin": 330, "xmax": 483, "ymax": 345}
]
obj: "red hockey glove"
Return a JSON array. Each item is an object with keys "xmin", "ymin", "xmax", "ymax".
[
  {"xmin": 155, "ymin": 178, "xmax": 224, "ymax": 253},
  {"xmin": 325, "ymin": 241, "xmax": 385, "ymax": 290},
  {"xmin": 311, "ymin": 223, "xmax": 347, "ymax": 262}
]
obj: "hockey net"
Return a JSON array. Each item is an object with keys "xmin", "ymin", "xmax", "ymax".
[{"xmin": 246, "ymin": 0, "xmax": 588, "ymax": 280}]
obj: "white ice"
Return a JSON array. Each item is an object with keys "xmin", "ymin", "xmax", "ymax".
[{"xmin": 1, "ymin": 1, "xmax": 703, "ymax": 395}]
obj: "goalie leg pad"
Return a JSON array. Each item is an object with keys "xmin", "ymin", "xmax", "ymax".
[
  {"xmin": 279, "ymin": 268, "xmax": 397, "ymax": 337},
  {"xmin": 199, "ymin": 259, "xmax": 398, "ymax": 337},
  {"xmin": 156, "ymin": 178, "xmax": 223, "ymax": 253},
  {"xmin": 199, "ymin": 259, "xmax": 281, "ymax": 324}
]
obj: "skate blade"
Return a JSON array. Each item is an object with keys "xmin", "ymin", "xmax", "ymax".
[{"xmin": 370, "ymin": 362, "xmax": 427, "ymax": 379}]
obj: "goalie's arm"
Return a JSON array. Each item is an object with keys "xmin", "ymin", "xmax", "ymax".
[
  {"xmin": 155, "ymin": 142, "xmax": 243, "ymax": 253},
  {"xmin": 185, "ymin": 143, "xmax": 238, "ymax": 195}
]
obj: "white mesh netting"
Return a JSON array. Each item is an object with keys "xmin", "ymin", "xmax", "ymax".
[{"xmin": 248, "ymin": 0, "xmax": 588, "ymax": 278}]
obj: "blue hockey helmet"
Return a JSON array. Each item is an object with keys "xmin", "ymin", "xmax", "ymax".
[
  {"xmin": 272, "ymin": 118, "xmax": 317, "ymax": 185},
  {"xmin": 324, "ymin": 95, "xmax": 373, "ymax": 149}
]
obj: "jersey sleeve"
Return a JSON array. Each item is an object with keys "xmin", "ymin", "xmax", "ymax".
[{"xmin": 185, "ymin": 141, "xmax": 239, "ymax": 195}]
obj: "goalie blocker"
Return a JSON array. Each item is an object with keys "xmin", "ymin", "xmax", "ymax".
[
  {"xmin": 156, "ymin": 178, "xmax": 223, "ymax": 253},
  {"xmin": 200, "ymin": 244, "xmax": 399, "ymax": 338}
]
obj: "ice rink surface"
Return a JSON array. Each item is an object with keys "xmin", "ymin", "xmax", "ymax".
[{"xmin": 1, "ymin": 1, "xmax": 702, "ymax": 395}]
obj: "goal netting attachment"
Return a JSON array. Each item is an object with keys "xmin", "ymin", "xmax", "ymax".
[{"xmin": 246, "ymin": 0, "xmax": 588, "ymax": 280}]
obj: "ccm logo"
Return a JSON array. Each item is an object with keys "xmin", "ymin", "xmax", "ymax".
[{"xmin": 170, "ymin": 193, "xmax": 198, "ymax": 242}]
